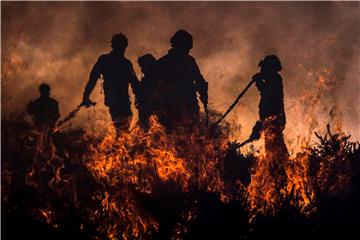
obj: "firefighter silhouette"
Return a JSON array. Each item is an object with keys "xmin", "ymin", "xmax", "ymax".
[
  {"xmin": 81, "ymin": 33, "xmax": 140, "ymax": 135},
  {"xmin": 251, "ymin": 55, "xmax": 289, "ymax": 184},
  {"xmin": 157, "ymin": 30, "xmax": 208, "ymax": 130},
  {"xmin": 27, "ymin": 83, "xmax": 60, "ymax": 129},
  {"xmin": 137, "ymin": 53, "xmax": 162, "ymax": 130}
]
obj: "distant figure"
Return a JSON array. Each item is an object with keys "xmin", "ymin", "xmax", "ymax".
[
  {"xmin": 27, "ymin": 83, "xmax": 60, "ymax": 129},
  {"xmin": 157, "ymin": 30, "xmax": 208, "ymax": 130},
  {"xmin": 137, "ymin": 53, "xmax": 161, "ymax": 130},
  {"xmin": 252, "ymin": 55, "xmax": 288, "ymax": 183},
  {"xmin": 81, "ymin": 33, "xmax": 140, "ymax": 135}
]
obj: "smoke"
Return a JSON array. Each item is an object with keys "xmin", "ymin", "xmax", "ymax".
[{"xmin": 2, "ymin": 2, "xmax": 359, "ymax": 145}]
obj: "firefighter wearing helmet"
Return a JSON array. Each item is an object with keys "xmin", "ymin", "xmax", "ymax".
[
  {"xmin": 137, "ymin": 53, "xmax": 161, "ymax": 130},
  {"xmin": 81, "ymin": 33, "xmax": 140, "ymax": 135},
  {"xmin": 156, "ymin": 30, "xmax": 208, "ymax": 130},
  {"xmin": 250, "ymin": 55, "xmax": 288, "ymax": 187},
  {"xmin": 253, "ymin": 55, "xmax": 285, "ymax": 123}
]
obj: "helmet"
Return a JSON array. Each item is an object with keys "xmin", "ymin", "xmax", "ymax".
[
  {"xmin": 110, "ymin": 33, "xmax": 128, "ymax": 50},
  {"xmin": 39, "ymin": 83, "xmax": 50, "ymax": 95},
  {"xmin": 138, "ymin": 53, "xmax": 156, "ymax": 67},
  {"xmin": 138, "ymin": 54, "xmax": 157, "ymax": 74},
  {"xmin": 170, "ymin": 30, "xmax": 193, "ymax": 50},
  {"xmin": 258, "ymin": 55, "xmax": 282, "ymax": 72}
]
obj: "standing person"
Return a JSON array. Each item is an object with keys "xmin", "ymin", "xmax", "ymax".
[
  {"xmin": 252, "ymin": 55, "xmax": 288, "ymax": 183},
  {"xmin": 81, "ymin": 33, "xmax": 140, "ymax": 135},
  {"xmin": 27, "ymin": 83, "xmax": 60, "ymax": 130},
  {"xmin": 137, "ymin": 53, "xmax": 161, "ymax": 130},
  {"xmin": 157, "ymin": 29, "xmax": 208, "ymax": 130}
]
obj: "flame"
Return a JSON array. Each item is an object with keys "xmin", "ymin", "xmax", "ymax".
[
  {"xmin": 285, "ymin": 152, "xmax": 315, "ymax": 213},
  {"xmin": 81, "ymin": 115, "xmax": 230, "ymax": 238},
  {"xmin": 2, "ymin": 113, "xmax": 358, "ymax": 238},
  {"xmin": 86, "ymin": 117, "xmax": 192, "ymax": 192},
  {"xmin": 86, "ymin": 116, "xmax": 228, "ymax": 193},
  {"xmin": 91, "ymin": 191, "xmax": 158, "ymax": 239},
  {"xmin": 246, "ymin": 117, "xmax": 317, "ymax": 220},
  {"xmin": 246, "ymin": 151, "xmax": 316, "ymax": 220},
  {"xmin": 39, "ymin": 208, "xmax": 54, "ymax": 224}
]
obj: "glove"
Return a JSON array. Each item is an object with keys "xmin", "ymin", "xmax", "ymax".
[
  {"xmin": 253, "ymin": 73, "xmax": 265, "ymax": 91},
  {"xmin": 252, "ymin": 73, "xmax": 263, "ymax": 82}
]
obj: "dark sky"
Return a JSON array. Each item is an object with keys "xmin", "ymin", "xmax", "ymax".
[{"xmin": 2, "ymin": 1, "xmax": 359, "ymax": 146}]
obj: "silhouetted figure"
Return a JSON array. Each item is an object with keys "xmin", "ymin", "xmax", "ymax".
[
  {"xmin": 251, "ymin": 55, "xmax": 288, "ymax": 184},
  {"xmin": 157, "ymin": 30, "xmax": 208, "ymax": 130},
  {"xmin": 81, "ymin": 33, "xmax": 140, "ymax": 135},
  {"xmin": 27, "ymin": 83, "xmax": 60, "ymax": 129},
  {"xmin": 137, "ymin": 54, "xmax": 161, "ymax": 130}
]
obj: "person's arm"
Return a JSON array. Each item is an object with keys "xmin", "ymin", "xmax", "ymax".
[
  {"xmin": 192, "ymin": 58, "xmax": 208, "ymax": 105},
  {"xmin": 26, "ymin": 101, "xmax": 34, "ymax": 116},
  {"xmin": 54, "ymin": 101, "xmax": 60, "ymax": 122},
  {"xmin": 26, "ymin": 100, "xmax": 37, "ymax": 124},
  {"xmin": 48, "ymin": 100, "xmax": 60, "ymax": 126},
  {"xmin": 82, "ymin": 57, "xmax": 103, "ymax": 104},
  {"xmin": 277, "ymin": 75, "xmax": 284, "ymax": 101},
  {"xmin": 128, "ymin": 61, "xmax": 141, "ymax": 101},
  {"xmin": 253, "ymin": 73, "xmax": 265, "ymax": 92}
]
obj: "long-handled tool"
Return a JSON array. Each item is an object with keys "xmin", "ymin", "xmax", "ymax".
[
  {"xmin": 55, "ymin": 100, "xmax": 96, "ymax": 130},
  {"xmin": 203, "ymin": 102, "xmax": 209, "ymax": 127},
  {"xmin": 233, "ymin": 120, "xmax": 263, "ymax": 149},
  {"xmin": 212, "ymin": 79, "xmax": 256, "ymax": 127}
]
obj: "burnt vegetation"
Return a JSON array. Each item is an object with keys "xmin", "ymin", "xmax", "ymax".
[{"xmin": 2, "ymin": 117, "xmax": 360, "ymax": 240}]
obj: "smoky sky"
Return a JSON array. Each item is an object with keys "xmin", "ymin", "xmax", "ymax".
[{"xmin": 2, "ymin": 2, "xmax": 359, "ymax": 146}]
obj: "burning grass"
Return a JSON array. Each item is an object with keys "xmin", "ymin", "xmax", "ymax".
[{"xmin": 2, "ymin": 116, "xmax": 360, "ymax": 239}]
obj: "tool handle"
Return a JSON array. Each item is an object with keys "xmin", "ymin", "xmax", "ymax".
[
  {"xmin": 213, "ymin": 79, "xmax": 255, "ymax": 126},
  {"xmin": 80, "ymin": 99, "xmax": 97, "ymax": 108}
]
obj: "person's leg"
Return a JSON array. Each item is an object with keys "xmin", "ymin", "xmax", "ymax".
[
  {"xmin": 115, "ymin": 117, "xmax": 131, "ymax": 135},
  {"xmin": 264, "ymin": 119, "xmax": 288, "ymax": 189},
  {"xmin": 139, "ymin": 107, "xmax": 151, "ymax": 130},
  {"xmin": 176, "ymin": 101, "xmax": 200, "ymax": 132},
  {"xmin": 109, "ymin": 106, "xmax": 131, "ymax": 136}
]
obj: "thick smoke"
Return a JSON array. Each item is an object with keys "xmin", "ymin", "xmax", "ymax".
[{"xmin": 2, "ymin": 2, "xmax": 359, "ymax": 146}]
